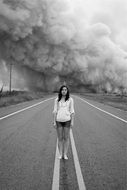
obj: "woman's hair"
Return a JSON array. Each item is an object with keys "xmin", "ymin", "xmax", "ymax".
[{"xmin": 58, "ymin": 85, "xmax": 70, "ymax": 102}]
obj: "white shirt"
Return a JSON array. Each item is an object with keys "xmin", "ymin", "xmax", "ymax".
[{"xmin": 53, "ymin": 97, "xmax": 75, "ymax": 122}]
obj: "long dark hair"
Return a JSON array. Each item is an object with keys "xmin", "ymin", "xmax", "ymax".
[{"xmin": 58, "ymin": 85, "xmax": 70, "ymax": 102}]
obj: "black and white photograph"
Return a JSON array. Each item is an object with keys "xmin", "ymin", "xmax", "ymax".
[{"xmin": 0, "ymin": 0, "xmax": 127, "ymax": 189}]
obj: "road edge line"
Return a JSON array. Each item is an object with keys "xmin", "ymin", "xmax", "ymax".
[
  {"xmin": 0, "ymin": 97, "xmax": 55, "ymax": 121},
  {"xmin": 74, "ymin": 95, "xmax": 127, "ymax": 123}
]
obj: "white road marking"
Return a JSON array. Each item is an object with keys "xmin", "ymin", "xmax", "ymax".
[
  {"xmin": 74, "ymin": 95, "xmax": 127, "ymax": 123},
  {"xmin": 52, "ymin": 139, "xmax": 60, "ymax": 190},
  {"xmin": 0, "ymin": 97, "xmax": 55, "ymax": 121},
  {"xmin": 70, "ymin": 129, "xmax": 86, "ymax": 190},
  {"xmin": 0, "ymin": 96, "xmax": 60, "ymax": 189},
  {"xmin": 2, "ymin": 94, "xmax": 126, "ymax": 190}
]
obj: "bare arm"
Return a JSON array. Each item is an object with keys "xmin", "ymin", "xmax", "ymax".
[
  {"xmin": 70, "ymin": 98, "xmax": 75, "ymax": 127},
  {"xmin": 52, "ymin": 98, "xmax": 58, "ymax": 127},
  {"xmin": 70, "ymin": 113, "xmax": 74, "ymax": 127},
  {"xmin": 53, "ymin": 112, "xmax": 57, "ymax": 125}
]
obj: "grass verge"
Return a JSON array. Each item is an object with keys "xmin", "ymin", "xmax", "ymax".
[
  {"xmin": 0, "ymin": 91, "xmax": 54, "ymax": 108},
  {"xmin": 0, "ymin": 91, "xmax": 126, "ymax": 111},
  {"xmin": 78, "ymin": 92, "xmax": 127, "ymax": 111}
]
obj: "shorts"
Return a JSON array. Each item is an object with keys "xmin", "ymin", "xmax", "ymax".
[{"xmin": 56, "ymin": 120, "xmax": 71, "ymax": 128}]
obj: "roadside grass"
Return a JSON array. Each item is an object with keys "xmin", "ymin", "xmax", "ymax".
[
  {"xmin": 0, "ymin": 91, "xmax": 126, "ymax": 111},
  {"xmin": 0, "ymin": 91, "xmax": 54, "ymax": 108},
  {"xmin": 78, "ymin": 92, "xmax": 127, "ymax": 111}
]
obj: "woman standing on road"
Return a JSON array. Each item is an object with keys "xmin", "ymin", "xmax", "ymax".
[{"xmin": 53, "ymin": 85, "xmax": 75, "ymax": 160}]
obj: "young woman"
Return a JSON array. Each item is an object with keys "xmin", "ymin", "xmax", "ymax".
[{"xmin": 53, "ymin": 85, "xmax": 75, "ymax": 160}]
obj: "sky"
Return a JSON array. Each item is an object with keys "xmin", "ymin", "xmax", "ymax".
[
  {"xmin": 0, "ymin": 0, "xmax": 127, "ymax": 92},
  {"xmin": 83, "ymin": 0, "xmax": 127, "ymax": 50}
]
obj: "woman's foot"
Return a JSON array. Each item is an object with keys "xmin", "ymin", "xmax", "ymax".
[
  {"xmin": 58, "ymin": 155, "xmax": 62, "ymax": 159},
  {"xmin": 64, "ymin": 154, "xmax": 68, "ymax": 160}
]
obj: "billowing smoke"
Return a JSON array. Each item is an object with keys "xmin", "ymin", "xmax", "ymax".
[{"xmin": 0, "ymin": 0, "xmax": 127, "ymax": 93}]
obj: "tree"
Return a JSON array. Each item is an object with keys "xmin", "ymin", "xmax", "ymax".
[{"xmin": 0, "ymin": 85, "xmax": 3, "ymax": 98}]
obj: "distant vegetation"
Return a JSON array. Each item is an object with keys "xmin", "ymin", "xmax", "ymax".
[
  {"xmin": 0, "ymin": 85, "xmax": 3, "ymax": 98},
  {"xmin": 0, "ymin": 90, "xmax": 126, "ymax": 111},
  {"xmin": 0, "ymin": 90, "xmax": 53, "ymax": 108},
  {"xmin": 79, "ymin": 92, "xmax": 127, "ymax": 111}
]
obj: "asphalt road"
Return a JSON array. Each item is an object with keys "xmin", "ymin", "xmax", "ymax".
[{"xmin": 0, "ymin": 95, "xmax": 126, "ymax": 190}]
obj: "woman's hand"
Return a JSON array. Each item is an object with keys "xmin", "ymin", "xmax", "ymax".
[
  {"xmin": 70, "ymin": 113, "xmax": 74, "ymax": 128},
  {"xmin": 53, "ymin": 122, "xmax": 57, "ymax": 129},
  {"xmin": 70, "ymin": 122, "xmax": 74, "ymax": 128}
]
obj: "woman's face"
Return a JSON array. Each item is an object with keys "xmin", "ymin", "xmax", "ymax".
[{"xmin": 61, "ymin": 87, "xmax": 68, "ymax": 96}]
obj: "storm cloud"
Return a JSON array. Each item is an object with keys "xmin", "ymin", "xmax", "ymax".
[{"xmin": 0, "ymin": 0, "xmax": 127, "ymax": 92}]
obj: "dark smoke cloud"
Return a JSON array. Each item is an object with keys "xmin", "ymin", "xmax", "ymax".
[{"xmin": 0, "ymin": 0, "xmax": 127, "ymax": 93}]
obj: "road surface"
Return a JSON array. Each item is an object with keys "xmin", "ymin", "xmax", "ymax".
[{"xmin": 0, "ymin": 95, "xmax": 126, "ymax": 190}]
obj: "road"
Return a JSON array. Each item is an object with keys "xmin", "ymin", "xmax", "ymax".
[{"xmin": 0, "ymin": 95, "xmax": 126, "ymax": 190}]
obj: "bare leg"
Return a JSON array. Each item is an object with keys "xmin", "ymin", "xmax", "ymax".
[
  {"xmin": 63, "ymin": 127, "xmax": 70, "ymax": 158},
  {"xmin": 56, "ymin": 126, "xmax": 64, "ymax": 157}
]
